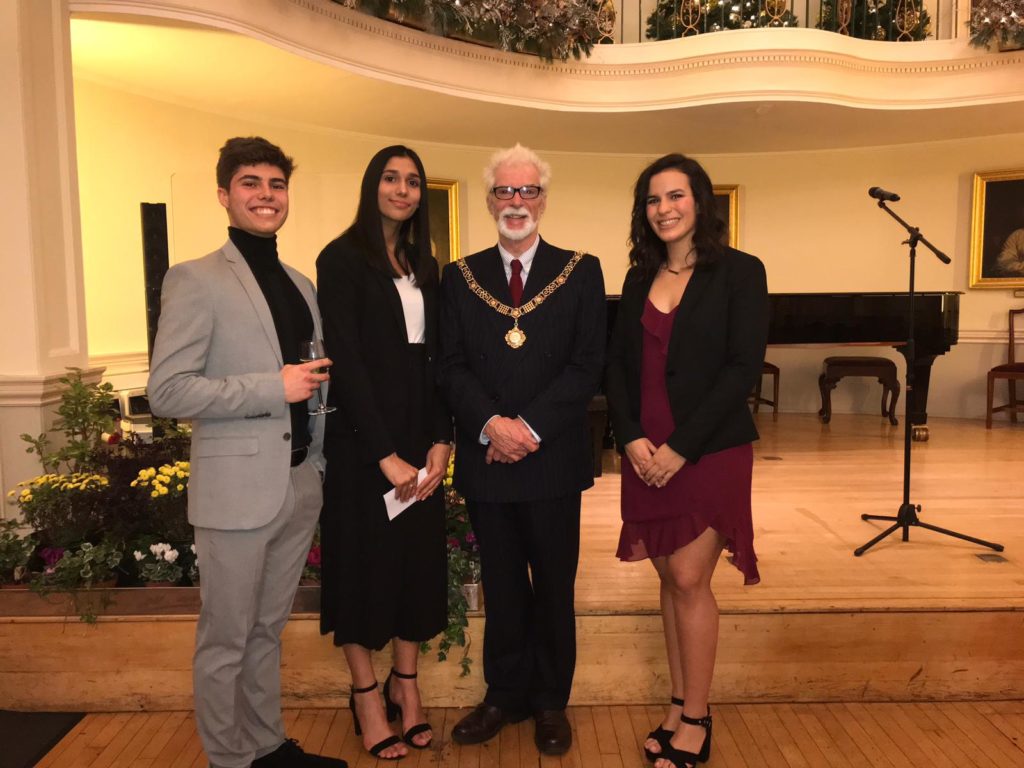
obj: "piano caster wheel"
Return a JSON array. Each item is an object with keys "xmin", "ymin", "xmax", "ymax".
[{"xmin": 912, "ymin": 426, "xmax": 929, "ymax": 442}]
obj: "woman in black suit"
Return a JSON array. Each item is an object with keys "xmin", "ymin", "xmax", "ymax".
[
  {"xmin": 317, "ymin": 146, "xmax": 451, "ymax": 760},
  {"xmin": 606, "ymin": 154, "xmax": 768, "ymax": 768}
]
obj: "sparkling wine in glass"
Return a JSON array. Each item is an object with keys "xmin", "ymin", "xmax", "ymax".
[{"xmin": 300, "ymin": 339, "xmax": 336, "ymax": 415}]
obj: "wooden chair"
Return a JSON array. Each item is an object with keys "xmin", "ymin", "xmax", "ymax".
[
  {"xmin": 986, "ymin": 308, "xmax": 1024, "ymax": 428},
  {"xmin": 750, "ymin": 361, "xmax": 779, "ymax": 420},
  {"xmin": 818, "ymin": 356, "xmax": 899, "ymax": 426}
]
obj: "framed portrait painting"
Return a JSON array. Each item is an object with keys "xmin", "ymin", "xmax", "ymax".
[
  {"xmin": 713, "ymin": 185, "xmax": 739, "ymax": 249},
  {"xmin": 427, "ymin": 178, "xmax": 461, "ymax": 269},
  {"xmin": 969, "ymin": 169, "xmax": 1024, "ymax": 288}
]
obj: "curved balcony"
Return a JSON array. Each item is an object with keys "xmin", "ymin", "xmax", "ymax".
[{"xmin": 70, "ymin": 0, "xmax": 1024, "ymax": 153}]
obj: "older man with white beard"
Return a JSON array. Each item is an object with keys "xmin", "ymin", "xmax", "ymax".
[{"xmin": 438, "ymin": 144, "xmax": 606, "ymax": 756}]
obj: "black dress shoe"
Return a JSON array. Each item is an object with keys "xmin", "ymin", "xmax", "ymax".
[
  {"xmin": 534, "ymin": 710, "xmax": 572, "ymax": 756},
  {"xmin": 251, "ymin": 738, "xmax": 348, "ymax": 767},
  {"xmin": 451, "ymin": 703, "xmax": 527, "ymax": 745}
]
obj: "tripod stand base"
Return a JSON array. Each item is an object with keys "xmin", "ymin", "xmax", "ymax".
[{"xmin": 854, "ymin": 504, "xmax": 1004, "ymax": 556}]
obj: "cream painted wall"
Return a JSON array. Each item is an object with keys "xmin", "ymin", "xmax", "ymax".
[{"xmin": 74, "ymin": 78, "xmax": 1023, "ymax": 421}]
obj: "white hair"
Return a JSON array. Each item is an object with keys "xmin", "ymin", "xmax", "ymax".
[{"xmin": 483, "ymin": 143, "xmax": 552, "ymax": 193}]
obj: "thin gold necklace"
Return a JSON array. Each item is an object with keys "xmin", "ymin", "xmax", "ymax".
[{"xmin": 662, "ymin": 248, "xmax": 696, "ymax": 275}]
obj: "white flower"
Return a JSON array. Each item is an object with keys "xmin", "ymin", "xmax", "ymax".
[
  {"xmin": 133, "ymin": 550, "xmax": 145, "ymax": 561},
  {"xmin": 164, "ymin": 549, "xmax": 179, "ymax": 564},
  {"xmin": 190, "ymin": 544, "xmax": 196, "ymax": 554}
]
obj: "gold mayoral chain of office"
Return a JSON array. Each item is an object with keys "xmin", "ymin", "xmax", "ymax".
[{"xmin": 458, "ymin": 251, "xmax": 584, "ymax": 349}]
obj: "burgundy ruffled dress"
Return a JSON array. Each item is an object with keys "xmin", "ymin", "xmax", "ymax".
[{"xmin": 617, "ymin": 299, "xmax": 760, "ymax": 585}]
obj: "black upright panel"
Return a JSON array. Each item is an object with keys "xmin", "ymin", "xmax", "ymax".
[{"xmin": 140, "ymin": 203, "xmax": 169, "ymax": 363}]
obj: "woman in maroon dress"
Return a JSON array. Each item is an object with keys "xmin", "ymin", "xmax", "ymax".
[{"xmin": 606, "ymin": 154, "xmax": 768, "ymax": 768}]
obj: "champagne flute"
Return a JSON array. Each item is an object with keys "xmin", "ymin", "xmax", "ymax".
[{"xmin": 300, "ymin": 339, "xmax": 336, "ymax": 415}]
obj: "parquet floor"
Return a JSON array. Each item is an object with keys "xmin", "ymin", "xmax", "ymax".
[
  {"xmin": 579, "ymin": 414, "xmax": 1024, "ymax": 614},
  {"xmin": 37, "ymin": 701, "xmax": 1024, "ymax": 768}
]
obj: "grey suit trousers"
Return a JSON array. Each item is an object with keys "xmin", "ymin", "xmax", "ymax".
[{"xmin": 192, "ymin": 460, "xmax": 322, "ymax": 768}]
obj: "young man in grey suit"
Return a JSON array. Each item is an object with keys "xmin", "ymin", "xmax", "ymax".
[{"xmin": 149, "ymin": 137, "xmax": 345, "ymax": 768}]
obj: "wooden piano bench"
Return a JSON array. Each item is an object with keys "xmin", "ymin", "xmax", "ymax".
[{"xmin": 818, "ymin": 356, "xmax": 900, "ymax": 426}]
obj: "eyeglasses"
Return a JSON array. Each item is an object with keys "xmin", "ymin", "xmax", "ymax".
[{"xmin": 491, "ymin": 185, "xmax": 543, "ymax": 201}]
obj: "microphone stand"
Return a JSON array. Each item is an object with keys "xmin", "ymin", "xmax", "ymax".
[{"xmin": 854, "ymin": 199, "xmax": 1003, "ymax": 557}]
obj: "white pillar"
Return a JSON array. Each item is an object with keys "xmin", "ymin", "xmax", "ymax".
[{"xmin": 0, "ymin": 0, "xmax": 96, "ymax": 512}]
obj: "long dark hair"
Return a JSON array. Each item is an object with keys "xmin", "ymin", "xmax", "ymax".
[
  {"xmin": 628, "ymin": 153, "xmax": 725, "ymax": 277},
  {"xmin": 346, "ymin": 145, "xmax": 435, "ymax": 286}
]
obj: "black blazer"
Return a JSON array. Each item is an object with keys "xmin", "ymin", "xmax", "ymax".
[
  {"xmin": 438, "ymin": 238, "xmax": 606, "ymax": 503},
  {"xmin": 606, "ymin": 247, "xmax": 768, "ymax": 464},
  {"xmin": 316, "ymin": 231, "xmax": 451, "ymax": 464}
]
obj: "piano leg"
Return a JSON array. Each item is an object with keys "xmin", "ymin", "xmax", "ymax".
[{"xmin": 899, "ymin": 352, "xmax": 938, "ymax": 441}]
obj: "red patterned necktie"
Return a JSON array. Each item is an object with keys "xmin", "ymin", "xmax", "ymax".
[{"xmin": 509, "ymin": 258, "xmax": 523, "ymax": 308}]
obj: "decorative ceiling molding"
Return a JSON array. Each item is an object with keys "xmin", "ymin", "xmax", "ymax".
[{"xmin": 70, "ymin": 0, "xmax": 1024, "ymax": 112}]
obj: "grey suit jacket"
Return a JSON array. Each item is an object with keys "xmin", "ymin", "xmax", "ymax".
[{"xmin": 148, "ymin": 239, "xmax": 326, "ymax": 531}]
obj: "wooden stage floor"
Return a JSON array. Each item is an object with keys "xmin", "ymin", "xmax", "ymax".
[
  {"xmin": 577, "ymin": 413, "xmax": 1024, "ymax": 615},
  {"xmin": 9, "ymin": 414, "xmax": 1024, "ymax": 740},
  {"xmin": 37, "ymin": 701, "xmax": 1024, "ymax": 768}
]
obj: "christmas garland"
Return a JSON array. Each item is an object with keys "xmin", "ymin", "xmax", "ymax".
[
  {"xmin": 333, "ymin": 0, "xmax": 605, "ymax": 61},
  {"xmin": 646, "ymin": 0, "xmax": 799, "ymax": 40},
  {"xmin": 967, "ymin": 0, "xmax": 1024, "ymax": 49},
  {"xmin": 817, "ymin": 0, "xmax": 930, "ymax": 41}
]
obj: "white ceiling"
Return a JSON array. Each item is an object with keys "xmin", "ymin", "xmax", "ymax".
[{"xmin": 69, "ymin": 16, "xmax": 1024, "ymax": 155}]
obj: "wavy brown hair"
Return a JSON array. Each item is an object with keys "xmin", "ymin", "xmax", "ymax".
[{"xmin": 628, "ymin": 153, "xmax": 725, "ymax": 279}]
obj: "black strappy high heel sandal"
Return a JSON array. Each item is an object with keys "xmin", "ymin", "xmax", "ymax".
[
  {"xmin": 656, "ymin": 709, "xmax": 712, "ymax": 768},
  {"xmin": 383, "ymin": 669, "xmax": 432, "ymax": 749},
  {"xmin": 349, "ymin": 681, "xmax": 405, "ymax": 760},
  {"xmin": 643, "ymin": 696, "xmax": 684, "ymax": 762}
]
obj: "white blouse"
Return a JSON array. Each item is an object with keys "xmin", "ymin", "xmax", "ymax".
[{"xmin": 393, "ymin": 274, "xmax": 425, "ymax": 344}]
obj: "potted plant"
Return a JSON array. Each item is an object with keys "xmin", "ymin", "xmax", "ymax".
[
  {"xmin": 0, "ymin": 519, "xmax": 36, "ymax": 588},
  {"xmin": 19, "ymin": 368, "xmax": 118, "ymax": 475},
  {"xmin": 421, "ymin": 452, "xmax": 481, "ymax": 675},
  {"xmin": 34, "ymin": 540, "xmax": 125, "ymax": 591},
  {"xmin": 9, "ymin": 471, "xmax": 113, "ymax": 548},
  {"xmin": 132, "ymin": 542, "xmax": 184, "ymax": 586},
  {"xmin": 29, "ymin": 539, "xmax": 124, "ymax": 622}
]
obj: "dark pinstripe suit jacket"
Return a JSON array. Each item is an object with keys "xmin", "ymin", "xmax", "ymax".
[{"xmin": 438, "ymin": 239, "xmax": 606, "ymax": 503}]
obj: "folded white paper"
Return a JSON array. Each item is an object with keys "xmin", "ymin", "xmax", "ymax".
[{"xmin": 384, "ymin": 467, "xmax": 428, "ymax": 520}]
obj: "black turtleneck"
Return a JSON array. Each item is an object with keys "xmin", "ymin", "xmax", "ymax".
[{"xmin": 229, "ymin": 227, "xmax": 313, "ymax": 454}]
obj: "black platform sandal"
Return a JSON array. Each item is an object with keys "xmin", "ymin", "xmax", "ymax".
[
  {"xmin": 643, "ymin": 696, "xmax": 684, "ymax": 762},
  {"xmin": 656, "ymin": 709, "xmax": 712, "ymax": 768},
  {"xmin": 350, "ymin": 681, "xmax": 405, "ymax": 760},
  {"xmin": 383, "ymin": 669, "xmax": 432, "ymax": 749}
]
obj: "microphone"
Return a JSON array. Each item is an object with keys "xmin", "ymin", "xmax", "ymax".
[{"xmin": 868, "ymin": 187, "xmax": 901, "ymax": 202}]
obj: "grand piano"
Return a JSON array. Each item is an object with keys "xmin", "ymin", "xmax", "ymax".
[{"xmin": 605, "ymin": 291, "xmax": 960, "ymax": 437}]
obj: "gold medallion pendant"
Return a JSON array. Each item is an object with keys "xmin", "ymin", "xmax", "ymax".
[{"xmin": 505, "ymin": 325, "xmax": 527, "ymax": 349}]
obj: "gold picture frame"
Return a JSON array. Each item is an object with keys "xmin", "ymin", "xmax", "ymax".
[
  {"xmin": 427, "ymin": 178, "xmax": 461, "ymax": 268},
  {"xmin": 970, "ymin": 169, "xmax": 1024, "ymax": 289},
  {"xmin": 713, "ymin": 185, "xmax": 739, "ymax": 249}
]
